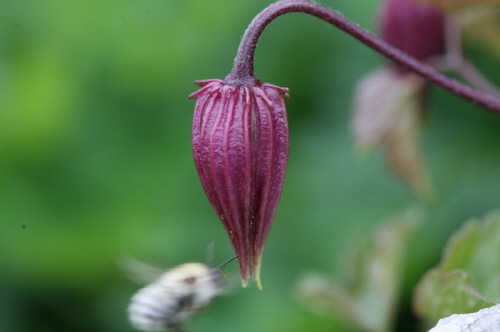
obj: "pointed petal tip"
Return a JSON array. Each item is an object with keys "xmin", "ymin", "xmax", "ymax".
[
  {"xmin": 237, "ymin": 251, "xmax": 264, "ymax": 289},
  {"xmin": 239, "ymin": 270, "xmax": 263, "ymax": 289},
  {"xmin": 189, "ymin": 79, "xmax": 224, "ymax": 99},
  {"xmin": 193, "ymin": 79, "xmax": 223, "ymax": 87},
  {"xmin": 262, "ymin": 83, "xmax": 290, "ymax": 98},
  {"xmin": 253, "ymin": 258, "xmax": 263, "ymax": 290}
]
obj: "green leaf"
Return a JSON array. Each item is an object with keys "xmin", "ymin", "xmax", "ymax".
[
  {"xmin": 414, "ymin": 211, "xmax": 500, "ymax": 322},
  {"xmin": 414, "ymin": 270, "xmax": 492, "ymax": 320},
  {"xmin": 296, "ymin": 208, "xmax": 423, "ymax": 332}
]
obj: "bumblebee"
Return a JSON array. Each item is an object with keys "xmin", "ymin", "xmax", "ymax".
[{"xmin": 126, "ymin": 253, "xmax": 241, "ymax": 331}]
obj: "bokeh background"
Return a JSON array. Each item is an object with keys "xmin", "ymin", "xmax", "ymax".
[{"xmin": 1, "ymin": 1, "xmax": 500, "ymax": 331}]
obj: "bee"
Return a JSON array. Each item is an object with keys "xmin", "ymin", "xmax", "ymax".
[{"xmin": 125, "ymin": 251, "xmax": 242, "ymax": 331}]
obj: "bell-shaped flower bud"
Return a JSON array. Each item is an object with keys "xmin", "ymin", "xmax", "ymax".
[
  {"xmin": 380, "ymin": 0, "xmax": 445, "ymax": 74},
  {"xmin": 189, "ymin": 79, "xmax": 289, "ymax": 288}
]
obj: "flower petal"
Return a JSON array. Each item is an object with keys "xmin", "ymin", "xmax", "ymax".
[{"xmin": 190, "ymin": 80, "xmax": 289, "ymax": 287}]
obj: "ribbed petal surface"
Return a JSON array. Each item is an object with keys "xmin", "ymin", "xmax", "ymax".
[
  {"xmin": 189, "ymin": 79, "xmax": 289, "ymax": 288},
  {"xmin": 380, "ymin": 0, "xmax": 445, "ymax": 73}
]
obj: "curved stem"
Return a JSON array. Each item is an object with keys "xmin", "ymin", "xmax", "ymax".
[{"xmin": 225, "ymin": 0, "xmax": 500, "ymax": 114}]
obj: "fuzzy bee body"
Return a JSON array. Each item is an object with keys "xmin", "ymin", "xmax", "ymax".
[{"xmin": 128, "ymin": 262, "xmax": 226, "ymax": 331}]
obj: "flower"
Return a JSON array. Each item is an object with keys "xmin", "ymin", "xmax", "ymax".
[
  {"xmin": 380, "ymin": 0, "xmax": 445, "ymax": 73},
  {"xmin": 352, "ymin": 0, "xmax": 445, "ymax": 198},
  {"xmin": 189, "ymin": 79, "xmax": 289, "ymax": 288}
]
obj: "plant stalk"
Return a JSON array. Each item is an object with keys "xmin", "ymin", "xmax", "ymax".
[{"xmin": 225, "ymin": 0, "xmax": 500, "ymax": 114}]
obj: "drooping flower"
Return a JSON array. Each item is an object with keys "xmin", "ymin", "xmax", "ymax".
[
  {"xmin": 380, "ymin": 0, "xmax": 445, "ymax": 73},
  {"xmin": 352, "ymin": 0, "xmax": 445, "ymax": 198},
  {"xmin": 189, "ymin": 79, "xmax": 289, "ymax": 288}
]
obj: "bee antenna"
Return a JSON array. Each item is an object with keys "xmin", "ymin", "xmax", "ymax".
[{"xmin": 216, "ymin": 252, "xmax": 244, "ymax": 269}]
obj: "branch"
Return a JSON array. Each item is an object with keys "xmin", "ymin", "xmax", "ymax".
[{"xmin": 225, "ymin": 0, "xmax": 500, "ymax": 114}]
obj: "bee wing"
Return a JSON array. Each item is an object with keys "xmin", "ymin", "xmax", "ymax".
[
  {"xmin": 205, "ymin": 242, "xmax": 215, "ymax": 266},
  {"xmin": 118, "ymin": 257, "xmax": 164, "ymax": 284}
]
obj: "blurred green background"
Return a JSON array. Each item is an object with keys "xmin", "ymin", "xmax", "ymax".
[{"xmin": 1, "ymin": 1, "xmax": 499, "ymax": 331}]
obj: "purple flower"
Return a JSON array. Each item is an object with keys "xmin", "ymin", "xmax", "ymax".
[
  {"xmin": 380, "ymin": 0, "xmax": 445, "ymax": 74},
  {"xmin": 189, "ymin": 79, "xmax": 289, "ymax": 288}
]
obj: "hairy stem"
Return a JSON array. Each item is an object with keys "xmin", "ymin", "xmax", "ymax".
[{"xmin": 225, "ymin": 0, "xmax": 500, "ymax": 114}]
